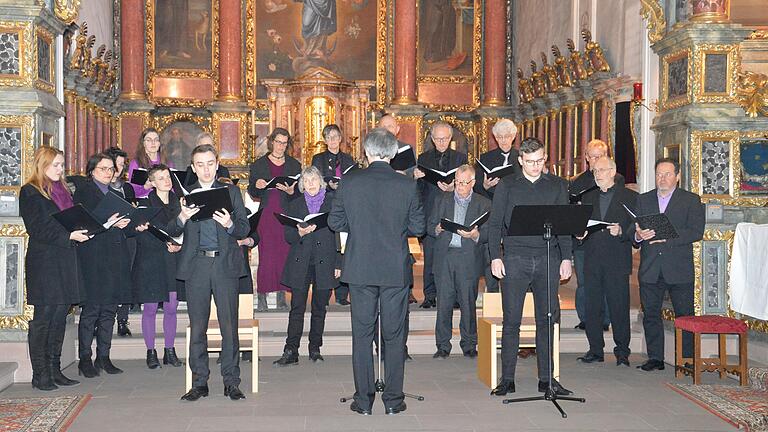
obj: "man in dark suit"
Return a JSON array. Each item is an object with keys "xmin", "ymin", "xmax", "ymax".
[
  {"xmin": 575, "ymin": 157, "xmax": 637, "ymax": 366},
  {"xmin": 414, "ymin": 122, "xmax": 468, "ymax": 308},
  {"xmin": 487, "ymin": 137, "xmax": 573, "ymax": 397},
  {"xmin": 474, "ymin": 119, "xmax": 521, "ymax": 294},
  {"xmin": 168, "ymin": 144, "xmax": 251, "ymax": 401},
  {"xmin": 632, "ymin": 157, "xmax": 704, "ymax": 372},
  {"xmin": 428, "ymin": 164, "xmax": 492, "ymax": 358},
  {"xmin": 329, "ymin": 128, "xmax": 425, "ymax": 416}
]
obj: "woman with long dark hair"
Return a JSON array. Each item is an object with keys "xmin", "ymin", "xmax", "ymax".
[
  {"xmin": 20, "ymin": 147, "xmax": 90, "ymax": 390},
  {"xmin": 128, "ymin": 128, "xmax": 171, "ymax": 198}
]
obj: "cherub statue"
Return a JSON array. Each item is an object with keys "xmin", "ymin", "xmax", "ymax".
[
  {"xmin": 517, "ymin": 68, "xmax": 534, "ymax": 103},
  {"xmin": 552, "ymin": 45, "xmax": 574, "ymax": 87},
  {"xmin": 540, "ymin": 52, "xmax": 561, "ymax": 92},
  {"xmin": 530, "ymin": 61, "xmax": 547, "ymax": 98},
  {"xmin": 581, "ymin": 29, "xmax": 610, "ymax": 73},
  {"xmin": 81, "ymin": 35, "xmax": 96, "ymax": 78},
  {"xmin": 566, "ymin": 38, "xmax": 590, "ymax": 80},
  {"xmin": 89, "ymin": 44, "xmax": 106, "ymax": 82},
  {"xmin": 69, "ymin": 22, "xmax": 88, "ymax": 70}
]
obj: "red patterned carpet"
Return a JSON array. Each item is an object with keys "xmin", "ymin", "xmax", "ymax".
[
  {"xmin": 0, "ymin": 395, "xmax": 90, "ymax": 432},
  {"xmin": 668, "ymin": 382, "xmax": 768, "ymax": 432}
]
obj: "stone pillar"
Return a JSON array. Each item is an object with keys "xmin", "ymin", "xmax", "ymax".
[
  {"xmin": 579, "ymin": 100, "xmax": 591, "ymax": 173},
  {"xmin": 600, "ymin": 100, "xmax": 610, "ymax": 147},
  {"xmin": 95, "ymin": 110, "xmax": 103, "ymax": 152},
  {"xmin": 76, "ymin": 98, "xmax": 88, "ymax": 172},
  {"xmin": 103, "ymin": 114, "xmax": 111, "ymax": 148},
  {"xmin": 482, "ymin": 0, "xmax": 506, "ymax": 105},
  {"xmin": 218, "ymin": 0, "xmax": 242, "ymax": 101},
  {"xmin": 393, "ymin": 0, "xmax": 417, "ymax": 104},
  {"xmin": 87, "ymin": 105, "xmax": 97, "ymax": 157},
  {"xmin": 548, "ymin": 110, "xmax": 558, "ymax": 170},
  {"xmin": 564, "ymin": 105, "xmax": 574, "ymax": 177},
  {"xmin": 121, "ymin": 0, "xmax": 145, "ymax": 99},
  {"xmin": 64, "ymin": 91, "xmax": 77, "ymax": 173}
]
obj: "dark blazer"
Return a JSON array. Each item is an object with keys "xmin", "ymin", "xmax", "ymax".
[
  {"xmin": 109, "ymin": 181, "xmax": 136, "ymax": 204},
  {"xmin": 630, "ymin": 187, "xmax": 705, "ymax": 285},
  {"xmin": 474, "ymin": 147, "xmax": 521, "ymax": 199},
  {"xmin": 19, "ymin": 184, "xmax": 83, "ymax": 306},
  {"xmin": 131, "ymin": 190, "xmax": 181, "ymax": 303},
  {"xmin": 237, "ymin": 232, "xmax": 260, "ymax": 295},
  {"xmin": 247, "ymin": 154, "xmax": 301, "ymax": 208},
  {"xmin": 73, "ymin": 179, "xmax": 132, "ymax": 304},
  {"xmin": 183, "ymin": 165, "xmax": 231, "ymax": 188},
  {"xmin": 580, "ymin": 185, "xmax": 638, "ymax": 275},
  {"xmin": 417, "ymin": 148, "xmax": 468, "ymax": 220},
  {"xmin": 311, "ymin": 150, "xmax": 356, "ymax": 179},
  {"xmin": 427, "ymin": 191, "xmax": 492, "ymax": 279},
  {"xmin": 167, "ymin": 180, "xmax": 251, "ymax": 281},
  {"xmin": 329, "ymin": 161, "xmax": 425, "ymax": 287},
  {"xmin": 281, "ymin": 191, "xmax": 340, "ymax": 291}
]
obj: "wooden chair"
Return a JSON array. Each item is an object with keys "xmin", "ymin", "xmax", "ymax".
[
  {"xmin": 185, "ymin": 294, "xmax": 259, "ymax": 393},
  {"xmin": 478, "ymin": 292, "xmax": 560, "ymax": 389},
  {"xmin": 674, "ymin": 315, "xmax": 748, "ymax": 385}
]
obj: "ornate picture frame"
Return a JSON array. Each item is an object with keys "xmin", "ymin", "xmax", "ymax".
[
  {"xmin": 0, "ymin": 21, "xmax": 33, "ymax": 88},
  {"xmin": 35, "ymin": 26, "xmax": 55, "ymax": 94},
  {"xmin": 0, "ymin": 223, "xmax": 31, "ymax": 330},
  {"xmin": 213, "ymin": 112, "xmax": 248, "ymax": 166},
  {"xmin": 700, "ymin": 240, "xmax": 729, "ymax": 315},
  {"xmin": 663, "ymin": 143, "xmax": 681, "ymax": 166},
  {"xmin": 0, "ymin": 115, "xmax": 33, "ymax": 196},
  {"xmin": 690, "ymin": 130, "xmax": 738, "ymax": 200},
  {"xmin": 693, "ymin": 43, "xmax": 739, "ymax": 103},
  {"xmin": 662, "ymin": 48, "xmax": 692, "ymax": 111}
]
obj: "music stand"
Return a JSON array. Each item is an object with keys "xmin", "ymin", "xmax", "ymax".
[{"xmin": 502, "ymin": 204, "xmax": 591, "ymax": 418}]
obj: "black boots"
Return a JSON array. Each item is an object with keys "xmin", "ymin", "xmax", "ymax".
[
  {"xmin": 29, "ymin": 320, "xmax": 57, "ymax": 391},
  {"xmin": 163, "ymin": 348, "xmax": 182, "ymax": 367},
  {"xmin": 94, "ymin": 356, "xmax": 123, "ymax": 374},
  {"xmin": 117, "ymin": 320, "xmax": 132, "ymax": 337},
  {"xmin": 77, "ymin": 358, "xmax": 99, "ymax": 378},
  {"xmin": 51, "ymin": 359, "xmax": 79, "ymax": 386},
  {"xmin": 146, "ymin": 349, "xmax": 160, "ymax": 369},
  {"xmin": 273, "ymin": 349, "xmax": 298, "ymax": 366},
  {"xmin": 276, "ymin": 291, "xmax": 288, "ymax": 310}
]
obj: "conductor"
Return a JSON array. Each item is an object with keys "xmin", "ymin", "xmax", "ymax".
[{"xmin": 329, "ymin": 129, "xmax": 425, "ymax": 416}]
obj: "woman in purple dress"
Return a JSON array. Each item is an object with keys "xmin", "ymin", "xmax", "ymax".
[
  {"xmin": 248, "ymin": 128, "xmax": 302, "ymax": 310},
  {"xmin": 127, "ymin": 128, "xmax": 172, "ymax": 198}
]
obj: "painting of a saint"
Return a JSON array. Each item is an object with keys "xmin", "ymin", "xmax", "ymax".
[
  {"xmin": 418, "ymin": 0, "xmax": 474, "ymax": 76},
  {"xmin": 293, "ymin": 0, "xmax": 337, "ymax": 73},
  {"xmin": 155, "ymin": 0, "xmax": 213, "ymax": 70},
  {"xmin": 161, "ymin": 122, "xmax": 204, "ymax": 168},
  {"xmin": 740, "ymin": 139, "xmax": 768, "ymax": 195}
]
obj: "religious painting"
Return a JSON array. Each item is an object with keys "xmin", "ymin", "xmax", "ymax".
[
  {"xmin": 739, "ymin": 138, "xmax": 768, "ymax": 195},
  {"xmin": 701, "ymin": 240, "xmax": 728, "ymax": 315},
  {"xmin": 417, "ymin": 0, "xmax": 476, "ymax": 77},
  {"xmin": 154, "ymin": 0, "xmax": 213, "ymax": 70},
  {"xmin": 252, "ymin": 122, "xmax": 272, "ymax": 160},
  {"xmin": 667, "ymin": 56, "xmax": 688, "ymax": 99},
  {"xmin": 160, "ymin": 121, "xmax": 204, "ymax": 169},
  {"xmin": 0, "ymin": 237, "xmax": 23, "ymax": 316},
  {"xmin": 662, "ymin": 49, "xmax": 691, "ymax": 110},
  {"xmin": 703, "ymin": 52, "xmax": 727, "ymax": 94},
  {"xmin": 255, "ymin": 0, "xmax": 378, "ymax": 94}
]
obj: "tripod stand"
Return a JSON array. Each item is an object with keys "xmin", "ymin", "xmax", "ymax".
[
  {"xmin": 340, "ymin": 295, "xmax": 424, "ymax": 404},
  {"xmin": 502, "ymin": 206, "xmax": 591, "ymax": 418}
]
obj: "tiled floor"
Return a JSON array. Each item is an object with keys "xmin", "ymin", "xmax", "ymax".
[{"xmin": 1, "ymin": 353, "xmax": 736, "ymax": 432}]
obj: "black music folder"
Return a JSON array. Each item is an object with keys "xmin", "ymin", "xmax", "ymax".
[
  {"xmin": 92, "ymin": 190, "xmax": 137, "ymax": 222},
  {"xmin": 622, "ymin": 204, "xmax": 679, "ymax": 240},
  {"xmin": 126, "ymin": 206, "xmax": 162, "ymax": 230},
  {"xmin": 477, "ymin": 160, "xmax": 517, "ymax": 180},
  {"xmin": 170, "ymin": 169, "xmax": 189, "ymax": 196},
  {"xmin": 569, "ymin": 184, "xmax": 598, "ymax": 203},
  {"xmin": 585, "ymin": 219, "xmax": 613, "ymax": 235},
  {"xmin": 265, "ymin": 174, "xmax": 301, "ymax": 189},
  {"xmin": 52, "ymin": 204, "xmax": 121, "ymax": 235},
  {"xmin": 247, "ymin": 210, "xmax": 263, "ymax": 237},
  {"xmin": 418, "ymin": 165, "xmax": 459, "ymax": 185},
  {"xmin": 390, "ymin": 145, "xmax": 417, "ymax": 171},
  {"xmin": 324, "ymin": 164, "xmax": 358, "ymax": 183},
  {"xmin": 130, "ymin": 168, "xmax": 149, "ymax": 186},
  {"xmin": 184, "ymin": 187, "xmax": 234, "ymax": 222},
  {"xmin": 507, "ymin": 204, "xmax": 592, "ymax": 237},
  {"xmin": 147, "ymin": 224, "xmax": 183, "ymax": 245},
  {"xmin": 274, "ymin": 212, "xmax": 329, "ymax": 230},
  {"xmin": 440, "ymin": 211, "xmax": 490, "ymax": 234}
]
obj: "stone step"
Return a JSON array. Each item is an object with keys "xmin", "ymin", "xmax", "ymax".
[{"xmin": 0, "ymin": 362, "xmax": 18, "ymax": 392}]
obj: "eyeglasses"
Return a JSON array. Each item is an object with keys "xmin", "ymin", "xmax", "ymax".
[
  {"xmin": 656, "ymin": 172, "xmax": 676, "ymax": 179},
  {"xmin": 522, "ymin": 158, "xmax": 546, "ymax": 166},
  {"xmin": 455, "ymin": 179, "xmax": 475, "ymax": 186},
  {"xmin": 495, "ymin": 134, "xmax": 515, "ymax": 141},
  {"xmin": 592, "ymin": 167, "xmax": 614, "ymax": 174},
  {"xmin": 95, "ymin": 166, "xmax": 115, "ymax": 173},
  {"xmin": 273, "ymin": 139, "xmax": 289, "ymax": 145},
  {"xmin": 432, "ymin": 136, "xmax": 451, "ymax": 143}
]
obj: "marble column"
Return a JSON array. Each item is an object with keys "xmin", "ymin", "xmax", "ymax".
[
  {"xmin": 548, "ymin": 110, "xmax": 558, "ymax": 172},
  {"xmin": 102, "ymin": 114, "xmax": 111, "ymax": 149},
  {"xmin": 579, "ymin": 100, "xmax": 591, "ymax": 173},
  {"xmin": 600, "ymin": 99, "xmax": 610, "ymax": 146},
  {"xmin": 76, "ymin": 98, "xmax": 88, "ymax": 173},
  {"xmin": 121, "ymin": 0, "xmax": 145, "ymax": 99},
  {"xmin": 393, "ymin": 0, "xmax": 417, "ymax": 104},
  {"xmin": 218, "ymin": 0, "xmax": 242, "ymax": 101},
  {"xmin": 482, "ymin": 0, "xmax": 506, "ymax": 105},
  {"xmin": 87, "ymin": 105, "xmax": 97, "ymax": 158},
  {"xmin": 564, "ymin": 105, "xmax": 574, "ymax": 177},
  {"xmin": 64, "ymin": 91, "xmax": 77, "ymax": 173}
]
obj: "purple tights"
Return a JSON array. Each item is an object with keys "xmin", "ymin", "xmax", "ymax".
[{"xmin": 142, "ymin": 291, "xmax": 179, "ymax": 349}]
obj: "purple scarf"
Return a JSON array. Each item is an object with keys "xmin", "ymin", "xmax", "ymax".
[
  {"xmin": 50, "ymin": 181, "xmax": 74, "ymax": 211},
  {"xmin": 304, "ymin": 187, "xmax": 326, "ymax": 214}
]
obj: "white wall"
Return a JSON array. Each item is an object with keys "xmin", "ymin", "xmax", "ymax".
[{"xmin": 76, "ymin": 0, "xmax": 114, "ymax": 51}]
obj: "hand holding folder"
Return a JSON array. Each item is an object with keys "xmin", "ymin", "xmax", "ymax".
[
  {"xmin": 323, "ymin": 164, "xmax": 358, "ymax": 183},
  {"xmin": 274, "ymin": 212, "xmax": 329, "ymax": 230},
  {"xmin": 52, "ymin": 204, "xmax": 127, "ymax": 236},
  {"xmin": 477, "ymin": 160, "xmax": 517, "ymax": 180},
  {"xmin": 440, "ymin": 211, "xmax": 490, "ymax": 234},
  {"xmin": 622, "ymin": 204, "xmax": 679, "ymax": 240},
  {"xmin": 417, "ymin": 165, "xmax": 459, "ymax": 186},
  {"xmin": 265, "ymin": 174, "xmax": 300, "ymax": 189},
  {"xmin": 183, "ymin": 187, "xmax": 234, "ymax": 222},
  {"xmin": 390, "ymin": 145, "xmax": 417, "ymax": 171}
]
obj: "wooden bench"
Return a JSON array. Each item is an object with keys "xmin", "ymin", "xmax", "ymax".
[{"xmin": 674, "ymin": 315, "xmax": 748, "ymax": 386}]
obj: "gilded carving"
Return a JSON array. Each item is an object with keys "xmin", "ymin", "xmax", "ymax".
[
  {"xmin": 0, "ymin": 21, "xmax": 34, "ymax": 88},
  {"xmin": 393, "ymin": 115, "xmax": 424, "ymax": 155},
  {"xmin": 736, "ymin": 71, "xmax": 768, "ymax": 118},
  {"xmin": 153, "ymin": 113, "xmax": 211, "ymax": 135},
  {"xmin": 581, "ymin": 29, "xmax": 610, "ymax": 73},
  {"xmin": 69, "ymin": 22, "xmax": 87, "ymax": 70},
  {"xmin": 692, "ymin": 43, "xmax": 739, "ymax": 104},
  {"xmin": 516, "ymin": 68, "xmax": 534, "ymax": 104},
  {"xmin": 540, "ymin": 52, "xmax": 560, "ymax": 92},
  {"xmin": 213, "ymin": 112, "xmax": 248, "ymax": 166},
  {"xmin": 116, "ymin": 111, "xmax": 151, "ymax": 151},
  {"xmin": 551, "ymin": 45, "xmax": 573, "ymax": 88},
  {"xmin": 54, "ymin": 0, "xmax": 82, "ymax": 25},
  {"xmin": 0, "ymin": 115, "xmax": 34, "ymax": 194},
  {"xmin": 639, "ymin": 0, "xmax": 667, "ymax": 44},
  {"xmin": 566, "ymin": 38, "xmax": 589, "ymax": 81},
  {"xmin": 34, "ymin": 26, "xmax": 55, "ymax": 94},
  {"xmin": 661, "ymin": 47, "xmax": 692, "ymax": 111},
  {"xmin": 0, "ymin": 223, "xmax": 32, "ymax": 330},
  {"xmin": 529, "ymin": 61, "xmax": 546, "ymax": 98},
  {"xmin": 376, "ymin": 0, "xmax": 388, "ymax": 108},
  {"xmin": 245, "ymin": 0, "xmax": 256, "ymax": 105},
  {"xmin": 81, "ymin": 35, "xmax": 95, "ymax": 78},
  {"xmin": 748, "ymin": 30, "xmax": 768, "ymax": 40}
]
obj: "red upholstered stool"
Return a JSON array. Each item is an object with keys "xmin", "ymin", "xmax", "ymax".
[{"xmin": 674, "ymin": 315, "xmax": 748, "ymax": 385}]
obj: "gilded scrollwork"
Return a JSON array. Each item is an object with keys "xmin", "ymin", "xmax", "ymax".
[
  {"xmin": 0, "ymin": 223, "xmax": 31, "ymax": 330},
  {"xmin": 692, "ymin": 43, "xmax": 739, "ymax": 104},
  {"xmin": 566, "ymin": 38, "xmax": 589, "ymax": 81},
  {"xmin": 661, "ymin": 47, "xmax": 692, "ymax": 111},
  {"xmin": 116, "ymin": 111, "xmax": 151, "ymax": 150},
  {"xmin": 34, "ymin": 26, "xmax": 55, "ymax": 94},
  {"xmin": 516, "ymin": 68, "xmax": 534, "ymax": 104},
  {"xmin": 581, "ymin": 29, "xmax": 610, "ymax": 73},
  {"xmin": 735, "ymin": 71, "xmax": 768, "ymax": 118},
  {"xmin": 245, "ymin": 0, "xmax": 256, "ymax": 105},
  {"xmin": 0, "ymin": 115, "xmax": 34, "ymax": 193},
  {"xmin": 639, "ymin": 0, "xmax": 667, "ymax": 44},
  {"xmin": 0, "ymin": 21, "xmax": 34, "ymax": 88},
  {"xmin": 376, "ymin": 0, "xmax": 388, "ymax": 108},
  {"xmin": 540, "ymin": 52, "xmax": 560, "ymax": 92},
  {"xmin": 393, "ymin": 114, "xmax": 423, "ymax": 154},
  {"xmin": 54, "ymin": 0, "xmax": 81, "ymax": 25},
  {"xmin": 153, "ymin": 112, "xmax": 211, "ymax": 135},
  {"xmin": 551, "ymin": 45, "xmax": 573, "ymax": 88}
]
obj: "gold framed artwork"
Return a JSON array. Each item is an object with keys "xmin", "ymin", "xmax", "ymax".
[
  {"xmin": 212, "ymin": 112, "xmax": 248, "ymax": 166},
  {"xmin": 35, "ymin": 26, "xmax": 55, "ymax": 94},
  {"xmin": 0, "ymin": 21, "xmax": 34, "ymax": 88},
  {"xmin": 0, "ymin": 223, "xmax": 32, "ymax": 330},
  {"xmin": 0, "ymin": 115, "xmax": 34, "ymax": 195},
  {"xmin": 693, "ymin": 43, "xmax": 739, "ymax": 104},
  {"xmin": 661, "ymin": 48, "xmax": 692, "ymax": 111},
  {"xmin": 154, "ymin": 113, "xmax": 211, "ymax": 168},
  {"xmin": 663, "ymin": 143, "xmax": 681, "ymax": 166}
]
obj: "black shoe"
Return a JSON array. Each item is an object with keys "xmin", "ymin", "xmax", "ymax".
[
  {"xmin": 603, "ymin": 324, "xmax": 610, "ymax": 331},
  {"xmin": 538, "ymin": 379, "xmax": 573, "ymax": 396},
  {"xmin": 637, "ymin": 359, "xmax": 665, "ymax": 371},
  {"xmin": 309, "ymin": 351, "xmax": 324, "ymax": 362},
  {"xmin": 117, "ymin": 321, "xmax": 131, "ymax": 337},
  {"xmin": 432, "ymin": 349, "xmax": 450, "ymax": 359},
  {"xmin": 224, "ymin": 385, "xmax": 246, "ymax": 400},
  {"xmin": 385, "ymin": 401, "xmax": 407, "ymax": 415},
  {"xmin": 31, "ymin": 374, "xmax": 59, "ymax": 391},
  {"xmin": 453, "ymin": 302, "xmax": 460, "ymax": 309},
  {"xmin": 273, "ymin": 350, "xmax": 298, "ymax": 366},
  {"xmin": 77, "ymin": 359, "xmax": 99, "ymax": 378},
  {"xmin": 574, "ymin": 322, "xmax": 585, "ymax": 330},
  {"xmin": 350, "ymin": 401, "xmax": 372, "ymax": 416},
  {"xmin": 180, "ymin": 386, "xmax": 209, "ymax": 401},
  {"xmin": 242, "ymin": 352, "xmax": 253, "ymax": 362},
  {"xmin": 577, "ymin": 352, "xmax": 604, "ymax": 363},
  {"xmin": 51, "ymin": 368, "xmax": 79, "ymax": 386},
  {"xmin": 419, "ymin": 298, "xmax": 436, "ymax": 309},
  {"xmin": 163, "ymin": 347, "xmax": 183, "ymax": 367},
  {"xmin": 336, "ymin": 298, "xmax": 351, "ymax": 306},
  {"xmin": 94, "ymin": 356, "xmax": 123, "ymax": 374},
  {"xmin": 463, "ymin": 349, "xmax": 478, "ymax": 358},
  {"xmin": 491, "ymin": 380, "xmax": 515, "ymax": 396},
  {"xmin": 146, "ymin": 349, "xmax": 161, "ymax": 369},
  {"xmin": 616, "ymin": 355, "xmax": 630, "ymax": 367}
]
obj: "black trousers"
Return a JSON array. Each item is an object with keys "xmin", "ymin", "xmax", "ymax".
[
  {"xmin": 500, "ymin": 254, "xmax": 560, "ymax": 382},
  {"xmin": 349, "ymin": 284, "xmax": 409, "ymax": 411},
  {"xmin": 435, "ymin": 250, "xmax": 479, "ymax": 353},
  {"xmin": 483, "ymin": 245, "xmax": 499, "ymax": 292},
  {"xmin": 78, "ymin": 303, "xmax": 118, "ymax": 359},
  {"xmin": 186, "ymin": 256, "xmax": 240, "ymax": 387},
  {"xmin": 285, "ymin": 265, "xmax": 332, "ymax": 354},
  {"xmin": 116, "ymin": 304, "xmax": 130, "ymax": 323},
  {"xmin": 639, "ymin": 276, "xmax": 694, "ymax": 361},
  {"xmin": 28, "ymin": 304, "xmax": 69, "ymax": 375},
  {"xmin": 421, "ymin": 236, "xmax": 437, "ymax": 301},
  {"xmin": 584, "ymin": 262, "xmax": 631, "ymax": 357},
  {"xmin": 335, "ymin": 283, "xmax": 349, "ymax": 302}
]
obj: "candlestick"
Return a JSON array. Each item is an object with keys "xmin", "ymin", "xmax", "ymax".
[{"xmin": 633, "ymin": 82, "xmax": 643, "ymax": 102}]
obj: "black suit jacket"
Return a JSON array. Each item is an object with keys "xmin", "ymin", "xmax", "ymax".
[
  {"xmin": 281, "ymin": 191, "xmax": 340, "ymax": 291},
  {"xmin": 311, "ymin": 150, "xmax": 357, "ymax": 179},
  {"xmin": 247, "ymin": 154, "xmax": 301, "ymax": 208},
  {"xmin": 417, "ymin": 148, "xmax": 468, "ymax": 220},
  {"xmin": 580, "ymin": 185, "xmax": 638, "ymax": 275},
  {"xmin": 474, "ymin": 147, "xmax": 521, "ymax": 199},
  {"xmin": 329, "ymin": 161, "xmax": 425, "ymax": 286},
  {"xmin": 167, "ymin": 180, "xmax": 250, "ymax": 281},
  {"xmin": 427, "ymin": 191, "xmax": 492, "ymax": 279},
  {"xmin": 630, "ymin": 188, "xmax": 705, "ymax": 285}
]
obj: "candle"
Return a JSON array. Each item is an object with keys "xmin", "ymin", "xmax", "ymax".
[{"xmin": 633, "ymin": 82, "xmax": 643, "ymax": 102}]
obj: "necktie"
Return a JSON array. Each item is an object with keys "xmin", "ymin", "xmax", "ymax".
[
  {"xmin": 502, "ymin": 151, "xmax": 510, "ymax": 166},
  {"xmin": 437, "ymin": 151, "xmax": 447, "ymax": 171}
]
